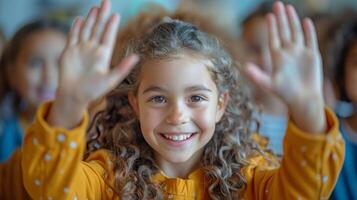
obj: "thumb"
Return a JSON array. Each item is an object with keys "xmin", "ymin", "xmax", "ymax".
[
  {"xmin": 243, "ymin": 62, "xmax": 273, "ymax": 92},
  {"xmin": 105, "ymin": 54, "xmax": 140, "ymax": 89}
]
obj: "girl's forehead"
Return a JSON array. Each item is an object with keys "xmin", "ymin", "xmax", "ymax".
[
  {"xmin": 24, "ymin": 28, "xmax": 61, "ymax": 43},
  {"xmin": 18, "ymin": 30, "xmax": 66, "ymax": 55},
  {"xmin": 140, "ymin": 54, "xmax": 214, "ymax": 75},
  {"xmin": 141, "ymin": 53, "xmax": 213, "ymax": 71},
  {"xmin": 137, "ymin": 54, "xmax": 218, "ymax": 91}
]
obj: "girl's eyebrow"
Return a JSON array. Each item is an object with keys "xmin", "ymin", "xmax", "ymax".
[
  {"xmin": 143, "ymin": 86, "xmax": 167, "ymax": 94},
  {"xmin": 142, "ymin": 85, "xmax": 213, "ymax": 94},
  {"xmin": 185, "ymin": 85, "xmax": 212, "ymax": 93}
]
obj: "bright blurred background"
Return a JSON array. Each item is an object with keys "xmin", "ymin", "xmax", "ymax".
[{"xmin": 1, "ymin": 0, "xmax": 357, "ymax": 38}]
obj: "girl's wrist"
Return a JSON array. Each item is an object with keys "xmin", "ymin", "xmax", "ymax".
[
  {"xmin": 287, "ymin": 94, "xmax": 326, "ymax": 134},
  {"xmin": 47, "ymin": 92, "xmax": 88, "ymax": 129}
]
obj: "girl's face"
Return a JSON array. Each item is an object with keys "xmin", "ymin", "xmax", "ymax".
[
  {"xmin": 9, "ymin": 29, "xmax": 66, "ymax": 109},
  {"xmin": 129, "ymin": 54, "xmax": 227, "ymax": 166},
  {"xmin": 241, "ymin": 17, "xmax": 272, "ymax": 72},
  {"xmin": 240, "ymin": 17, "xmax": 276, "ymax": 102},
  {"xmin": 344, "ymin": 40, "xmax": 357, "ymax": 104}
]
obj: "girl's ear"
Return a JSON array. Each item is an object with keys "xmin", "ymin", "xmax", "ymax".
[
  {"xmin": 215, "ymin": 91, "xmax": 229, "ymax": 122},
  {"xmin": 128, "ymin": 91, "xmax": 140, "ymax": 117}
]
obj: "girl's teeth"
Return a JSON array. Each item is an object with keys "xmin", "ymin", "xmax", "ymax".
[{"xmin": 163, "ymin": 134, "xmax": 192, "ymax": 141}]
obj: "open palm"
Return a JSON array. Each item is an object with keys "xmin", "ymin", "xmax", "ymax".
[
  {"xmin": 244, "ymin": 2, "xmax": 323, "ymax": 108},
  {"xmin": 49, "ymin": 0, "xmax": 138, "ymax": 128},
  {"xmin": 58, "ymin": 0, "xmax": 138, "ymax": 107}
]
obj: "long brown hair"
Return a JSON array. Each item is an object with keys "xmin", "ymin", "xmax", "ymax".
[
  {"xmin": 325, "ymin": 13, "xmax": 357, "ymax": 102},
  {"xmin": 88, "ymin": 18, "xmax": 259, "ymax": 199}
]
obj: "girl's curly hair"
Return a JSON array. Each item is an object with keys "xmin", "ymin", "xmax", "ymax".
[
  {"xmin": 325, "ymin": 14, "xmax": 357, "ymax": 102},
  {"xmin": 87, "ymin": 18, "xmax": 259, "ymax": 199}
]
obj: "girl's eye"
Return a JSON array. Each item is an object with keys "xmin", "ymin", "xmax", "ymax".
[
  {"xmin": 149, "ymin": 96, "xmax": 166, "ymax": 103},
  {"xmin": 28, "ymin": 57, "xmax": 44, "ymax": 69},
  {"xmin": 190, "ymin": 95, "xmax": 205, "ymax": 102},
  {"xmin": 247, "ymin": 44, "xmax": 261, "ymax": 54}
]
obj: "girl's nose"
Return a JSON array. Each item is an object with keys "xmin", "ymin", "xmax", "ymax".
[
  {"xmin": 259, "ymin": 47, "xmax": 273, "ymax": 73},
  {"xmin": 166, "ymin": 105, "xmax": 189, "ymax": 125},
  {"xmin": 41, "ymin": 62, "xmax": 58, "ymax": 87}
]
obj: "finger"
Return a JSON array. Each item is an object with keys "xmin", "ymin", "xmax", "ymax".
[
  {"xmin": 286, "ymin": 4, "xmax": 304, "ymax": 45},
  {"xmin": 273, "ymin": 1, "xmax": 292, "ymax": 46},
  {"xmin": 66, "ymin": 17, "xmax": 83, "ymax": 48},
  {"xmin": 79, "ymin": 7, "xmax": 98, "ymax": 42},
  {"xmin": 267, "ymin": 13, "xmax": 281, "ymax": 50},
  {"xmin": 106, "ymin": 54, "xmax": 140, "ymax": 89},
  {"xmin": 101, "ymin": 13, "xmax": 120, "ymax": 50},
  {"xmin": 90, "ymin": 0, "xmax": 111, "ymax": 41},
  {"xmin": 303, "ymin": 18, "xmax": 319, "ymax": 51},
  {"xmin": 243, "ymin": 62, "xmax": 273, "ymax": 92}
]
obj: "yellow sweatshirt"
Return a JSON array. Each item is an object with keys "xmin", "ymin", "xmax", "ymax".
[
  {"xmin": 0, "ymin": 149, "xmax": 31, "ymax": 200},
  {"xmin": 22, "ymin": 102, "xmax": 344, "ymax": 199}
]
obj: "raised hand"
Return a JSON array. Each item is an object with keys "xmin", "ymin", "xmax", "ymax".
[
  {"xmin": 48, "ymin": 0, "xmax": 139, "ymax": 128},
  {"xmin": 244, "ymin": 1, "xmax": 326, "ymax": 133}
]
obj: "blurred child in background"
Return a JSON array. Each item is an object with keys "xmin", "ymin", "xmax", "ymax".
[
  {"xmin": 0, "ymin": 19, "xmax": 68, "ymax": 161},
  {"xmin": 325, "ymin": 15, "xmax": 357, "ymax": 200},
  {"xmin": 237, "ymin": 2, "xmax": 288, "ymax": 156}
]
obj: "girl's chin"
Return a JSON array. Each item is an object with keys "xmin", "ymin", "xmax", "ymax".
[
  {"xmin": 37, "ymin": 90, "xmax": 56, "ymax": 103},
  {"xmin": 156, "ymin": 149, "xmax": 204, "ymax": 164},
  {"xmin": 164, "ymin": 156, "xmax": 193, "ymax": 164},
  {"xmin": 38, "ymin": 95, "xmax": 55, "ymax": 103}
]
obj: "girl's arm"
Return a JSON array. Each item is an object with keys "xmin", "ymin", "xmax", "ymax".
[
  {"xmin": 22, "ymin": 103, "xmax": 108, "ymax": 199},
  {"xmin": 243, "ymin": 1, "xmax": 344, "ymax": 199},
  {"xmin": 244, "ymin": 107, "xmax": 344, "ymax": 199},
  {"xmin": 244, "ymin": 1, "xmax": 325, "ymax": 134},
  {"xmin": 22, "ymin": 0, "xmax": 138, "ymax": 199},
  {"xmin": 0, "ymin": 149, "xmax": 31, "ymax": 199}
]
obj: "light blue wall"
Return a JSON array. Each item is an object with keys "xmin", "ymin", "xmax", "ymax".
[
  {"xmin": 0, "ymin": 0, "xmax": 179, "ymax": 37},
  {"xmin": 1, "ymin": 0, "xmax": 357, "ymax": 38}
]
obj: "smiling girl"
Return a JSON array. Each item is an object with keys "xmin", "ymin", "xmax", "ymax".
[{"xmin": 22, "ymin": 1, "xmax": 343, "ymax": 199}]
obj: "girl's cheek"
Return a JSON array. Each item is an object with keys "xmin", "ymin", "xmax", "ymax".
[
  {"xmin": 141, "ymin": 107, "xmax": 166, "ymax": 125},
  {"xmin": 21, "ymin": 64, "xmax": 41, "ymax": 84},
  {"xmin": 192, "ymin": 106, "xmax": 217, "ymax": 126}
]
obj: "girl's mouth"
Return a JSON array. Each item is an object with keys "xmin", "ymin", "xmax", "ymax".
[
  {"xmin": 38, "ymin": 90, "xmax": 56, "ymax": 102},
  {"xmin": 160, "ymin": 133, "xmax": 197, "ymax": 142}
]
